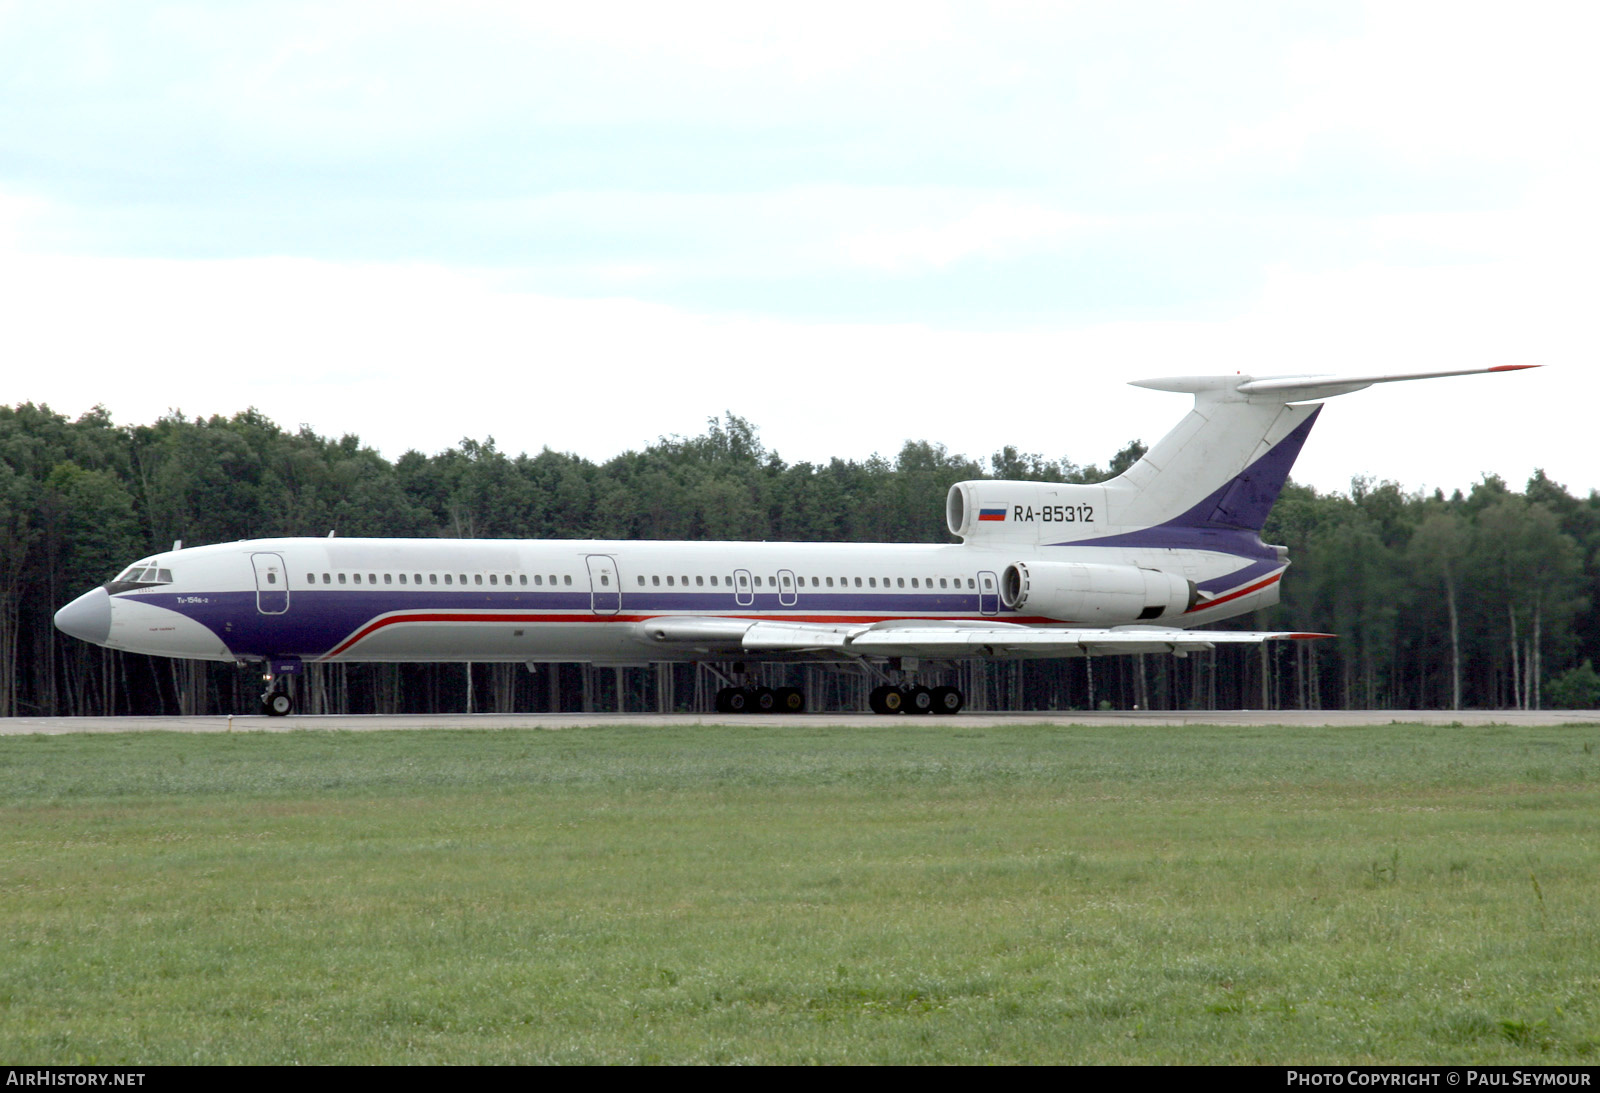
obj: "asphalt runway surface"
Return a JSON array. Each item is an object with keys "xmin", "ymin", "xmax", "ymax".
[{"xmin": 5, "ymin": 710, "xmax": 1599, "ymax": 734}]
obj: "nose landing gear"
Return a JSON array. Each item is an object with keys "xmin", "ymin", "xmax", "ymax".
[
  {"xmin": 262, "ymin": 687, "xmax": 294, "ymax": 717},
  {"xmin": 257, "ymin": 657, "xmax": 301, "ymax": 717}
]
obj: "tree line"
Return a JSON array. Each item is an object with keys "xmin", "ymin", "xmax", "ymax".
[{"xmin": 3, "ymin": 401, "xmax": 1596, "ymax": 716}]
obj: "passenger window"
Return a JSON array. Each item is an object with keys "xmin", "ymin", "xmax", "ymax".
[
  {"xmin": 868, "ymin": 578, "xmax": 876, "ymax": 588},
  {"xmin": 519, "ymin": 575, "xmax": 527, "ymax": 585},
  {"xmin": 652, "ymin": 575, "xmax": 660, "ymax": 586},
  {"xmin": 710, "ymin": 576, "xmax": 718, "ymax": 587},
  {"xmin": 338, "ymin": 573, "xmax": 347, "ymax": 584},
  {"xmin": 534, "ymin": 575, "xmax": 542, "ymax": 585},
  {"xmin": 898, "ymin": 578, "xmax": 905, "ymax": 588},
  {"xmin": 812, "ymin": 577, "xmax": 819, "ymax": 587},
  {"xmin": 939, "ymin": 578, "xmax": 947, "ymax": 589},
  {"xmin": 323, "ymin": 573, "xmax": 331, "ymax": 584},
  {"xmin": 637, "ymin": 576, "xmax": 646, "ymax": 586},
  {"xmin": 826, "ymin": 577, "xmax": 833, "ymax": 587},
  {"xmin": 429, "ymin": 574, "xmax": 438, "ymax": 585},
  {"xmin": 854, "ymin": 577, "xmax": 862, "ymax": 587},
  {"xmin": 386, "ymin": 574, "xmax": 394, "ymax": 585},
  {"xmin": 667, "ymin": 576, "xmax": 674, "ymax": 586},
  {"xmin": 475, "ymin": 575, "xmax": 483, "ymax": 585},
  {"xmin": 601, "ymin": 574, "xmax": 609, "ymax": 586},
  {"xmin": 696, "ymin": 576, "xmax": 704, "ymax": 586},
  {"xmin": 563, "ymin": 575, "xmax": 571, "ymax": 585},
  {"xmin": 306, "ymin": 573, "xmax": 315, "ymax": 584},
  {"xmin": 681, "ymin": 575, "xmax": 689, "ymax": 586},
  {"xmin": 911, "ymin": 578, "xmax": 918, "ymax": 588},
  {"xmin": 444, "ymin": 574, "xmax": 452, "ymax": 585}
]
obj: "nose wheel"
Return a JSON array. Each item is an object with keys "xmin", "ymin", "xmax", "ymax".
[{"xmin": 260, "ymin": 678, "xmax": 294, "ymax": 717}]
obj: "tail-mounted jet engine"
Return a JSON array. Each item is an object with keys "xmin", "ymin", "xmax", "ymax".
[{"xmin": 1000, "ymin": 561, "xmax": 1199, "ymax": 624}]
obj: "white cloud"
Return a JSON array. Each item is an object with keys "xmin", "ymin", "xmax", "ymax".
[
  {"xmin": 1214, "ymin": 0, "xmax": 1600, "ymax": 173},
  {"xmin": 1, "ymin": 2, "xmax": 1595, "ymax": 501},
  {"xmin": 1, "ymin": 243, "xmax": 1586, "ymax": 498},
  {"xmin": 839, "ymin": 201, "xmax": 1097, "ymax": 271}
]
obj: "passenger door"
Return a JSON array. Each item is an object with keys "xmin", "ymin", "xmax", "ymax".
[
  {"xmin": 252, "ymin": 553, "xmax": 290, "ymax": 614},
  {"xmin": 733, "ymin": 568, "xmax": 755, "ymax": 608},
  {"xmin": 977, "ymin": 570, "xmax": 1000, "ymax": 616},
  {"xmin": 585, "ymin": 555, "xmax": 620, "ymax": 615}
]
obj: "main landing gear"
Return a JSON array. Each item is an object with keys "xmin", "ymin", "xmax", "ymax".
[
  {"xmin": 714, "ymin": 685, "xmax": 805, "ymax": 714},
  {"xmin": 868, "ymin": 684, "xmax": 964, "ymax": 716}
]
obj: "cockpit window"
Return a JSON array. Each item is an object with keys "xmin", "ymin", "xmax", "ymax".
[{"xmin": 110, "ymin": 562, "xmax": 174, "ymax": 589}]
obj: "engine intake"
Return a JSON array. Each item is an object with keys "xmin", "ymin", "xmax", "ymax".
[{"xmin": 1000, "ymin": 560, "xmax": 1198, "ymax": 623}]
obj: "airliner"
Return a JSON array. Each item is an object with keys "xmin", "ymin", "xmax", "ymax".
[{"xmin": 53, "ymin": 367, "xmax": 1531, "ymax": 716}]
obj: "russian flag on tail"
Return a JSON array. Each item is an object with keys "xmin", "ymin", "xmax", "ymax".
[{"xmin": 978, "ymin": 507, "xmax": 1007, "ymax": 522}]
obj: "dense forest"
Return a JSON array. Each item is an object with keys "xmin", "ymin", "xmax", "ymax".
[{"xmin": 3, "ymin": 401, "xmax": 1597, "ymax": 716}]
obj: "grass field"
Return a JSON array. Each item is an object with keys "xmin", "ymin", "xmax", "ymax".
[{"xmin": 1, "ymin": 721, "xmax": 1596, "ymax": 1064}]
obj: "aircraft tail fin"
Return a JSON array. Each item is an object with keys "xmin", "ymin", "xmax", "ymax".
[
  {"xmin": 948, "ymin": 366, "xmax": 1534, "ymax": 546},
  {"xmin": 1107, "ymin": 366, "xmax": 1536, "ymax": 534}
]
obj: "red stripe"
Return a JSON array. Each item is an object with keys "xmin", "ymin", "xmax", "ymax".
[
  {"xmin": 1184, "ymin": 572, "xmax": 1282, "ymax": 614},
  {"xmin": 325, "ymin": 576, "xmax": 1291, "ymax": 659},
  {"xmin": 321, "ymin": 610, "xmax": 1064, "ymax": 659}
]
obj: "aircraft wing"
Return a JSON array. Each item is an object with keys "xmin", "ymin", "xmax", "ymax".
[{"xmin": 639, "ymin": 617, "xmax": 1328, "ymax": 658}]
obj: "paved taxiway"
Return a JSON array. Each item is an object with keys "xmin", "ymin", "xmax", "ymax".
[{"xmin": 4, "ymin": 709, "xmax": 1599, "ymax": 735}]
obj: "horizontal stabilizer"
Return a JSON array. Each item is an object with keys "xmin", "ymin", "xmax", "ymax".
[{"xmin": 1132, "ymin": 365, "xmax": 1537, "ymax": 404}]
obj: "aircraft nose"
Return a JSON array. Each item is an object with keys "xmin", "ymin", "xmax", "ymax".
[{"xmin": 54, "ymin": 587, "xmax": 112, "ymax": 646}]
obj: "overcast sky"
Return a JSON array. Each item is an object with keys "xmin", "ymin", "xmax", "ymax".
[{"xmin": 2, "ymin": 1, "xmax": 1593, "ymax": 498}]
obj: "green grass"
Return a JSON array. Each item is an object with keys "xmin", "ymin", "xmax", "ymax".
[{"xmin": 1, "ymin": 722, "xmax": 1597, "ymax": 1064}]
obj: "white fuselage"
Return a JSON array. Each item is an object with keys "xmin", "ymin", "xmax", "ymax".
[{"xmin": 82, "ymin": 535, "xmax": 1284, "ymax": 666}]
